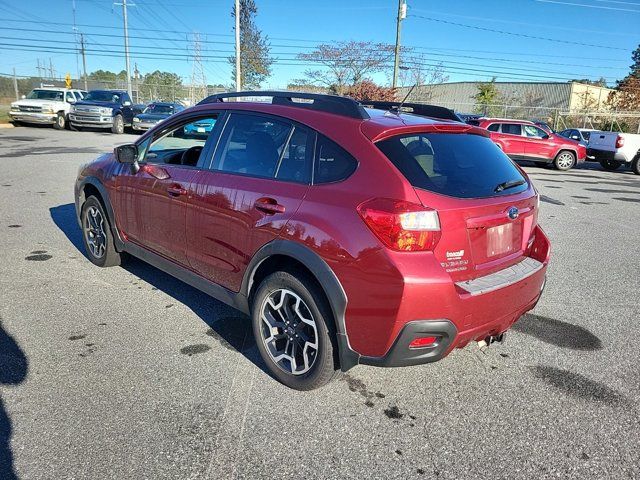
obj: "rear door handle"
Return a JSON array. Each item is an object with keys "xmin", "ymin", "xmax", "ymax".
[
  {"xmin": 255, "ymin": 198, "xmax": 285, "ymax": 215},
  {"xmin": 167, "ymin": 184, "xmax": 188, "ymax": 197}
]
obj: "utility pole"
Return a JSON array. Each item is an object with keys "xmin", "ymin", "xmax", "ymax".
[
  {"xmin": 134, "ymin": 63, "xmax": 140, "ymax": 103},
  {"xmin": 115, "ymin": 0, "xmax": 134, "ymax": 97},
  {"xmin": 190, "ymin": 33, "xmax": 207, "ymax": 103},
  {"xmin": 72, "ymin": 0, "xmax": 80, "ymax": 81},
  {"xmin": 235, "ymin": 0, "xmax": 241, "ymax": 92},
  {"xmin": 13, "ymin": 68, "xmax": 19, "ymax": 100},
  {"xmin": 80, "ymin": 33, "xmax": 88, "ymax": 91},
  {"xmin": 49, "ymin": 58, "xmax": 55, "ymax": 79},
  {"xmin": 392, "ymin": 0, "xmax": 407, "ymax": 90}
]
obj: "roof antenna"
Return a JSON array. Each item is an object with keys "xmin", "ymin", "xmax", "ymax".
[{"xmin": 394, "ymin": 83, "xmax": 416, "ymax": 115}]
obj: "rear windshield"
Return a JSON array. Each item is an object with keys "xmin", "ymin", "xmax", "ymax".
[{"xmin": 376, "ymin": 133, "xmax": 529, "ymax": 199}]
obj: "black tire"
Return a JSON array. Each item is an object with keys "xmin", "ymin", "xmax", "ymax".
[
  {"xmin": 631, "ymin": 155, "xmax": 640, "ymax": 176},
  {"xmin": 111, "ymin": 114, "xmax": 124, "ymax": 134},
  {"xmin": 53, "ymin": 112, "xmax": 65, "ymax": 130},
  {"xmin": 81, "ymin": 196, "xmax": 122, "ymax": 267},
  {"xmin": 599, "ymin": 158, "xmax": 622, "ymax": 171},
  {"xmin": 553, "ymin": 150, "xmax": 576, "ymax": 171},
  {"xmin": 251, "ymin": 270, "xmax": 340, "ymax": 390},
  {"xmin": 10, "ymin": 120, "xmax": 23, "ymax": 127}
]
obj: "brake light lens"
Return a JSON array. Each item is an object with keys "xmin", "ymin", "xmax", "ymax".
[
  {"xmin": 616, "ymin": 135, "xmax": 625, "ymax": 148},
  {"xmin": 409, "ymin": 336, "xmax": 438, "ymax": 349},
  {"xmin": 357, "ymin": 198, "xmax": 441, "ymax": 251}
]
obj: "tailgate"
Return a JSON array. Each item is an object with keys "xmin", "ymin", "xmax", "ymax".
[
  {"xmin": 588, "ymin": 131, "xmax": 617, "ymax": 151},
  {"xmin": 414, "ymin": 189, "xmax": 538, "ymax": 283}
]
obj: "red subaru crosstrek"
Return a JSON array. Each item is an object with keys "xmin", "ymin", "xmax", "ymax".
[
  {"xmin": 471, "ymin": 118, "xmax": 586, "ymax": 171},
  {"xmin": 74, "ymin": 92, "xmax": 550, "ymax": 390}
]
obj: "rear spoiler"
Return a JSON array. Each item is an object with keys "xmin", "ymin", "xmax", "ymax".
[{"xmin": 358, "ymin": 100, "xmax": 463, "ymax": 122}]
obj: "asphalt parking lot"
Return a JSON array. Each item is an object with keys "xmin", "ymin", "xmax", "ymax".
[{"xmin": 0, "ymin": 126, "xmax": 639, "ymax": 480}]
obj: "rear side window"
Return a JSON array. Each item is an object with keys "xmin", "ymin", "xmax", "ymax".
[
  {"xmin": 213, "ymin": 113, "xmax": 293, "ymax": 179},
  {"xmin": 376, "ymin": 133, "xmax": 528, "ymax": 199},
  {"xmin": 501, "ymin": 124, "xmax": 522, "ymax": 135},
  {"xmin": 314, "ymin": 135, "xmax": 357, "ymax": 184}
]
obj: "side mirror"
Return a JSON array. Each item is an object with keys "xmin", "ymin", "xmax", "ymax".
[
  {"xmin": 68, "ymin": 98, "xmax": 76, "ymax": 104},
  {"xmin": 571, "ymin": 135, "xmax": 579, "ymax": 140},
  {"xmin": 123, "ymin": 100, "xmax": 132, "ymax": 106},
  {"xmin": 114, "ymin": 144, "xmax": 139, "ymax": 173}
]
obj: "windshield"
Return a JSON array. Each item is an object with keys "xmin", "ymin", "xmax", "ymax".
[
  {"xmin": 144, "ymin": 104, "xmax": 174, "ymax": 114},
  {"xmin": 26, "ymin": 89, "xmax": 64, "ymax": 101},
  {"xmin": 83, "ymin": 91, "xmax": 121, "ymax": 103},
  {"xmin": 376, "ymin": 132, "xmax": 528, "ymax": 199}
]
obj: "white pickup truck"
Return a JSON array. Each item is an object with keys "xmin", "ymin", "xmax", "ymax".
[
  {"xmin": 9, "ymin": 87, "xmax": 87, "ymax": 130},
  {"xmin": 587, "ymin": 131, "xmax": 640, "ymax": 175}
]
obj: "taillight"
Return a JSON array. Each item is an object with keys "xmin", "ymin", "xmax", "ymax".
[
  {"xmin": 616, "ymin": 135, "xmax": 625, "ymax": 148},
  {"xmin": 357, "ymin": 198, "xmax": 441, "ymax": 251}
]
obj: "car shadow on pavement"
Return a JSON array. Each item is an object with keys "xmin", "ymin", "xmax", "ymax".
[
  {"xmin": 513, "ymin": 313, "xmax": 603, "ymax": 351},
  {"xmin": 0, "ymin": 320, "xmax": 29, "ymax": 480},
  {"xmin": 49, "ymin": 203, "xmax": 268, "ymax": 375}
]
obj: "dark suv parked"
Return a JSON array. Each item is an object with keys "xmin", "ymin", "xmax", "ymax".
[
  {"xmin": 70, "ymin": 90, "xmax": 141, "ymax": 134},
  {"xmin": 74, "ymin": 92, "xmax": 550, "ymax": 390}
]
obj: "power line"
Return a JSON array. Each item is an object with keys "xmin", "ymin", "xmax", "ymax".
[
  {"xmin": 534, "ymin": 0, "xmax": 640, "ymax": 12},
  {"xmin": 409, "ymin": 14, "xmax": 631, "ymax": 51}
]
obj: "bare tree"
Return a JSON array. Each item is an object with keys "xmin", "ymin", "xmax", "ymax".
[
  {"xmin": 296, "ymin": 41, "xmax": 394, "ymax": 95},
  {"xmin": 398, "ymin": 55, "xmax": 449, "ymax": 103}
]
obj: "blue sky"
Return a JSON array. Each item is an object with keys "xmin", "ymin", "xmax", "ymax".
[{"xmin": 1, "ymin": 0, "xmax": 638, "ymax": 88}]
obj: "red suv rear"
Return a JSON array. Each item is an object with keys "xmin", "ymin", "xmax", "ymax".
[
  {"xmin": 74, "ymin": 92, "xmax": 550, "ymax": 390},
  {"xmin": 474, "ymin": 118, "xmax": 586, "ymax": 171}
]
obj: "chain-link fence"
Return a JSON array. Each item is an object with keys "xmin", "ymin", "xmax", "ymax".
[
  {"xmin": 0, "ymin": 73, "xmax": 227, "ymax": 107},
  {"xmin": 2, "ymin": 73, "xmax": 640, "ymax": 133},
  {"xmin": 424, "ymin": 100, "xmax": 640, "ymax": 134}
]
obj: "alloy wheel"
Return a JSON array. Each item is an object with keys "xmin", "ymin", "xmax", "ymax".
[
  {"xmin": 556, "ymin": 152, "xmax": 574, "ymax": 170},
  {"xmin": 259, "ymin": 289, "xmax": 319, "ymax": 375},
  {"xmin": 83, "ymin": 206, "xmax": 106, "ymax": 258}
]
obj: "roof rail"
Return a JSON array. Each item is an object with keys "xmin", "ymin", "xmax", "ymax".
[
  {"xmin": 198, "ymin": 91, "xmax": 370, "ymax": 120},
  {"xmin": 358, "ymin": 100, "xmax": 462, "ymax": 122}
]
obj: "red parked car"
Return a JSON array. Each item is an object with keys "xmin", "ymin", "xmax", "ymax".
[
  {"xmin": 74, "ymin": 92, "xmax": 550, "ymax": 390},
  {"xmin": 471, "ymin": 118, "xmax": 586, "ymax": 171}
]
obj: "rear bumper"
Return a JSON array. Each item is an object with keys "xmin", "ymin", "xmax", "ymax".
[
  {"xmin": 588, "ymin": 148, "xmax": 629, "ymax": 163},
  {"xmin": 345, "ymin": 225, "xmax": 551, "ymax": 367}
]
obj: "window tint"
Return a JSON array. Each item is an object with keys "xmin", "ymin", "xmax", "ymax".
[
  {"xmin": 487, "ymin": 123, "xmax": 500, "ymax": 132},
  {"xmin": 144, "ymin": 115, "xmax": 219, "ymax": 166},
  {"xmin": 314, "ymin": 135, "xmax": 357, "ymax": 184},
  {"xmin": 558, "ymin": 129, "xmax": 570, "ymax": 138},
  {"xmin": 582, "ymin": 130, "xmax": 591, "ymax": 141},
  {"xmin": 65, "ymin": 92, "xmax": 75, "ymax": 102},
  {"xmin": 501, "ymin": 123, "xmax": 522, "ymax": 135},
  {"xmin": 467, "ymin": 119, "xmax": 480, "ymax": 126},
  {"xmin": 213, "ymin": 113, "xmax": 292, "ymax": 178},
  {"xmin": 376, "ymin": 133, "xmax": 528, "ymax": 199},
  {"xmin": 524, "ymin": 125, "xmax": 547, "ymax": 138},
  {"xmin": 275, "ymin": 126, "xmax": 313, "ymax": 183}
]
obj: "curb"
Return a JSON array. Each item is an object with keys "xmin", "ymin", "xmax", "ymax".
[{"xmin": 0, "ymin": 123, "xmax": 15, "ymax": 129}]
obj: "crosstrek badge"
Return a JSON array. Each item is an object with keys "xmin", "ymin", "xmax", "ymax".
[{"xmin": 446, "ymin": 250, "xmax": 465, "ymax": 259}]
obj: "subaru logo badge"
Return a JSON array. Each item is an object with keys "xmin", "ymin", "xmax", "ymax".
[{"xmin": 507, "ymin": 207, "xmax": 519, "ymax": 220}]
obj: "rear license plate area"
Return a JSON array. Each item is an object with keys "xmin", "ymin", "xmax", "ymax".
[{"xmin": 486, "ymin": 223, "xmax": 515, "ymax": 257}]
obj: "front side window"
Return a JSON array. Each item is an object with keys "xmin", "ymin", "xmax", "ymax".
[
  {"xmin": 581, "ymin": 130, "xmax": 591, "ymax": 141},
  {"xmin": 501, "ymin": 123, "xmax": 522, "ymax": 136},
  {"xmin": 212, "ymin": 114, "xmax": 293, "ymax": 179},
  {"xmin": 376, "ymin": 132, "xmax": 528, "ymax": 199},
  {"xmin": 487, "ymin": 123, "xmax": 500, "ymax": 132},
  {"xmin": 144, "ymin": 115, "xmax": 219, "ymax": 167},
  {"xmin": 524, "ymin": 125, "xmax": 547, "ymax": 138},
  {"xmin": 66, "ymin": 92, "xmax": 75, "ymax": 103}
]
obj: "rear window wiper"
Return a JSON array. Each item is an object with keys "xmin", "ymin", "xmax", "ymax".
[{"xmin": 494, "ymin": 179, "xmax": 525, "ymax": 192}]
